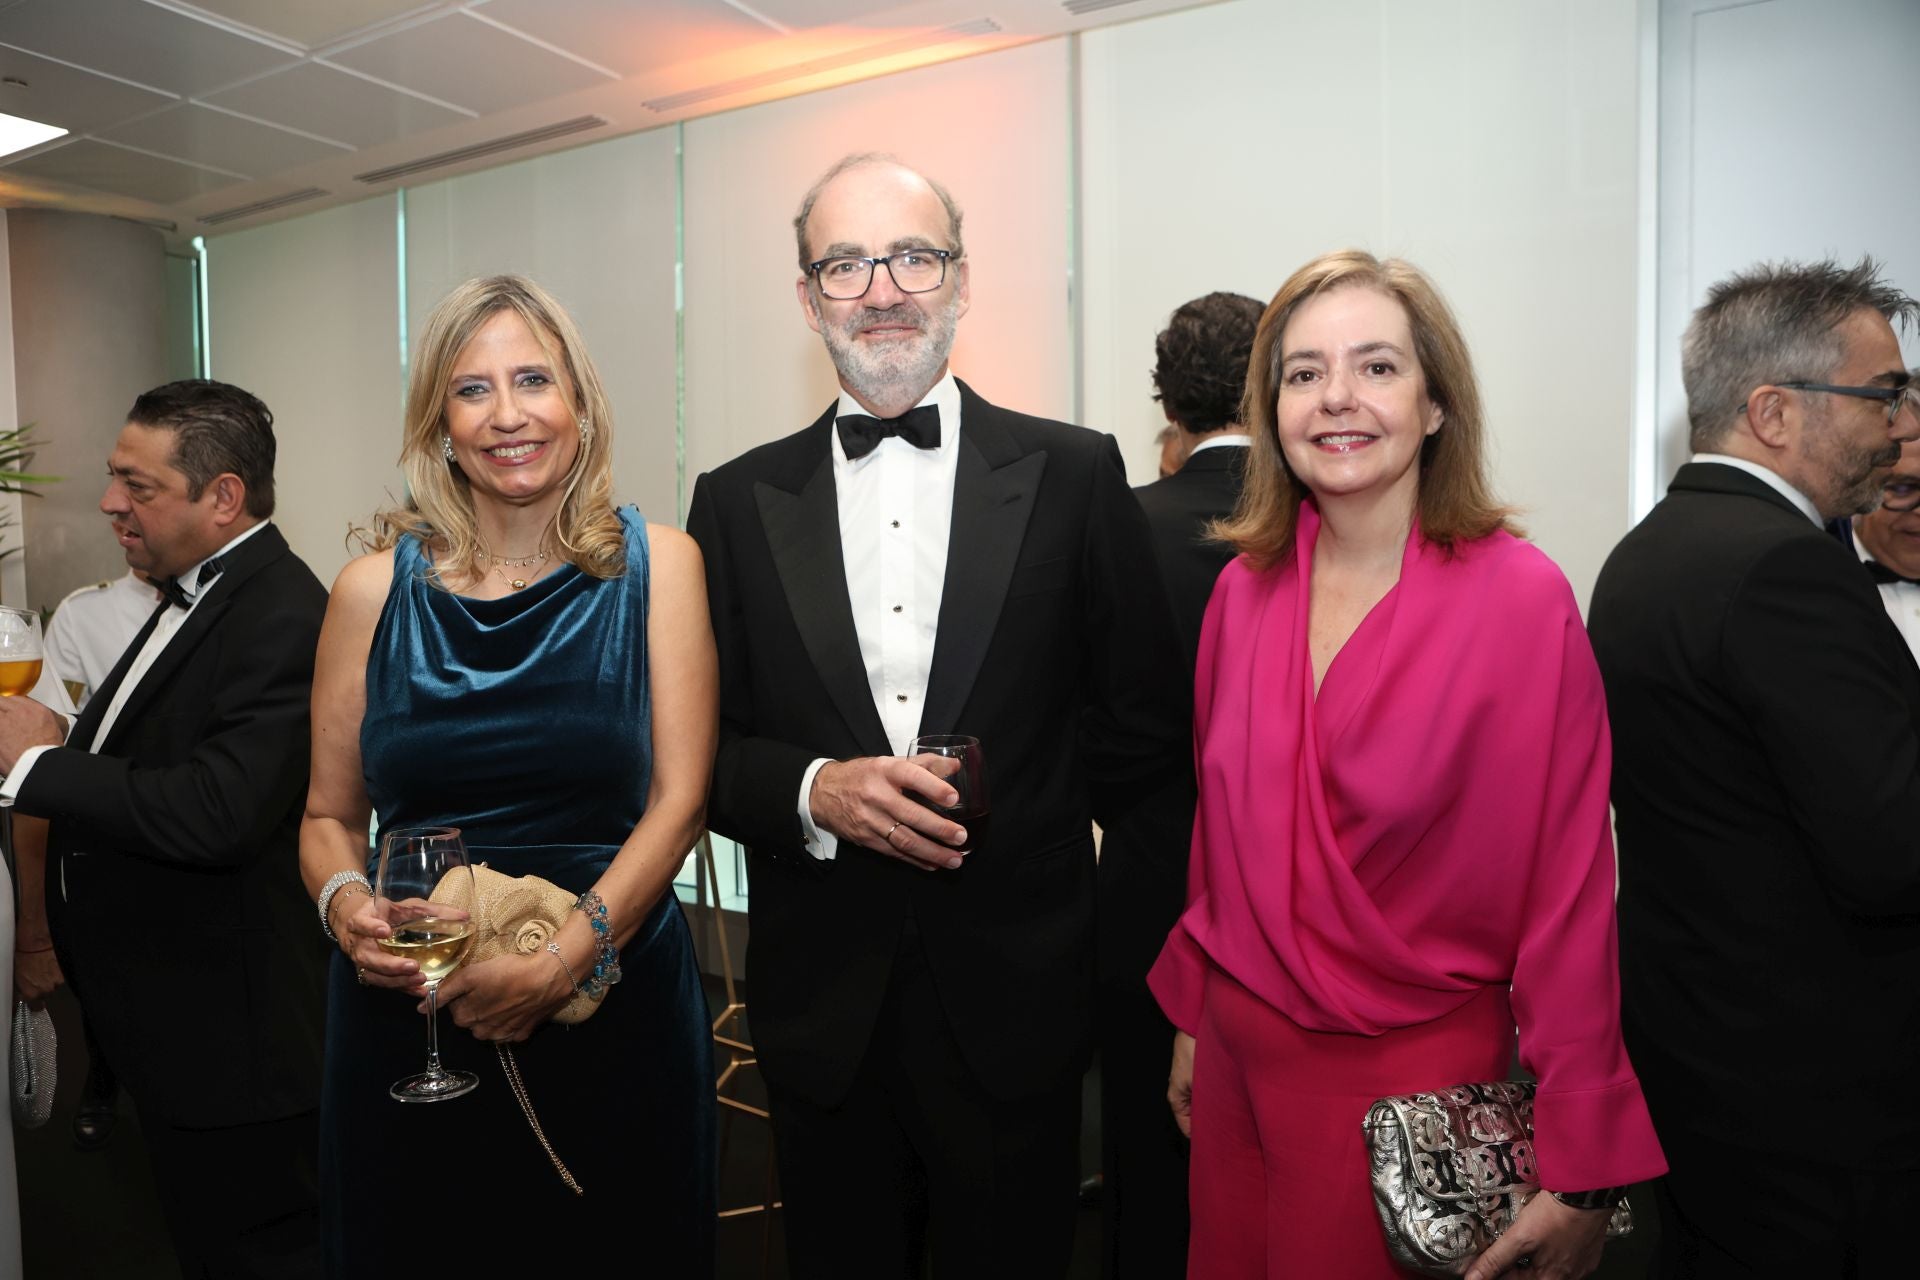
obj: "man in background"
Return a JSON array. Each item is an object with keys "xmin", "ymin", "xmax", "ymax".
[
  {"xmin": 1096, "ymin": 289, "xmax": 1262, "ymax": 1277},
  {"xmin": 1589, "ymin": 259, "xmax": 1920, "ymax": 1275},
  {"xmin": 1838, "ymin": 372, "xmax": 1920, "ymax": 663},
  {"xmin": 0, "ymin": 379, "xmax": 327, "ymax": 1278},
  {"xmin": 31, "ymin": 567, "xmax": 163, "ymax": 1151}
]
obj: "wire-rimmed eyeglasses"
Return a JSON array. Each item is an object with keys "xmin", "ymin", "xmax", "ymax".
[
  {"xmin": 1777, "ymin": 380, "xmax": 1920, "ymax": 427},
  {"xmin": 807, "ymin": 248, "xmax": 954, "ymax": 301}
]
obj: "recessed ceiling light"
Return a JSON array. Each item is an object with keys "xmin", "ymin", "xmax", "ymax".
[{"xmin": 0, "ymin": 110, "xmax": 66, "ymax": 161}]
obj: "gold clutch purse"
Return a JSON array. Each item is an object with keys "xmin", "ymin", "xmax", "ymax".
[{"xmin": 458, "ymin": 864, "xmax": 605, "ymax": 1025}]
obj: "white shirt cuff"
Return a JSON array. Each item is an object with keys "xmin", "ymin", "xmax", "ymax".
[
  {"xmin": 2, "ymin": 744, "xmax": 57, "ymax": 802},
  {"xmin": 796, "ymin": 757, "xmax": 839, "ymax": 862}
]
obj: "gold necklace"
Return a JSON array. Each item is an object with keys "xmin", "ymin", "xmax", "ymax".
[{"xmin": 479, "ymin": 543, "xmax": 550, "ymax": 590}]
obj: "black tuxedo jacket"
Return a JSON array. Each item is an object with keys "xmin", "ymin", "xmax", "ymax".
[
  {"xmin": 687, "ymin": 380, "xmax": 1188, "ymax": 1108},
  {"xmin": 1588, "ymin": 463, "xmax": 1920, "ymax": 1166},
  {"xmin": 21, "ymin": 523, "xmax": 330, "ymax": 1129},
  {"xmin": 1133, "ymin": 444, "xmax": 1246, "ymax": 669}
]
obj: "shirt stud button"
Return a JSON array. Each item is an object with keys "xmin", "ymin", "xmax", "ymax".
[
  {"xmin": 896, "ymin": 694, "xmax": 908, "ymax": 703},
  {"xmin": 891, "ymin": 520, "xmax": 900, "ymax": 528}
]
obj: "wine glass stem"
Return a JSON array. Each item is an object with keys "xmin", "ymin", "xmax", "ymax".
[{"xmin": 424, "ymin": 981, "xmax": 446, "ymax": 1081}]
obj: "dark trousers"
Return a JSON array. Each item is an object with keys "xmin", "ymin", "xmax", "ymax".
[
  {"xmin": 1653, "ymin": 1125, "xmax": 1919, "ymax": 1278},
  {"xmin": 1096, "ymin": 979, "xmax": 1189, "ymax": 1279},
  {"xmin": 142, "ymin": 1107, "xmax": 322, "ymax": 1280},
  {"xmin": 767, "ymin": 923, "xmax": 1080, "ymax": 1280}
]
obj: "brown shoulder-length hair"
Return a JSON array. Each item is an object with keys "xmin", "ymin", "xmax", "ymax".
[
  {"xmin": 1215, "ymin": 250, "xmax": 1517, "ymax": 568},
  {"xmin": 359, "ymin": 275, "xmax": 624, "ymax": 586}
]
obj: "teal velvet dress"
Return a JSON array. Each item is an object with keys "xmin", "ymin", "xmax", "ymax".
[{"xmin": 319, "ymin": 509, "xmax": 714, "ymax": 1273}]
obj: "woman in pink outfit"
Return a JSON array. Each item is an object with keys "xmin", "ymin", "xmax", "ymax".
[{"xmin": 1149, "ymin": 251, "xmax": 1666, "ymax": 1279}]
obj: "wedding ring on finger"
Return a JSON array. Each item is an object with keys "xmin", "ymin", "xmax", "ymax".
[
  {"xmin": 1513, "ymin": 1257, "xmax": 1533, "ymax": 1271},
  {"xmin": 355, "ymin": 966, "xmax": 368, "ymax": 986},
  {"xmin": 885, "ymin": 821, "xmax": 903, "ymax": 843}
]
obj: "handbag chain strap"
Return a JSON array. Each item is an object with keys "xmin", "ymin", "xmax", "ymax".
[{"xmin": 494, "ymin": 1042, "xmax": 585, "ymax": 1196}]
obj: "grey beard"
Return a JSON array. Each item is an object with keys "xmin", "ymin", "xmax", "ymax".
[{"xmin": 821, "ymin": 297, "xmax": 960, "ymax": 408}]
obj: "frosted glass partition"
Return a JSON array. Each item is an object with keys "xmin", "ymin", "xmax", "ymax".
[
  {"xmin": 207, "ymin": 195, "xmax": 402, "ymax": 588},
  {"xmin": 1079, "ymin": 0, "xmax": 1641, "ymax": 608},
  {"xmin": 404, "ymin": 128, "xmax": 681, "ymax": 527},
  {"xmin": 681, "ymin": 39, "xmax": 1074, "ymax": 484}
]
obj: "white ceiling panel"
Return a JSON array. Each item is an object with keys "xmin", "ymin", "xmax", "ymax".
[
  {"xmin": 185, "ymin": 0, "xmax": 443, "ymax": 51},
  {"xmin": 741, "ymin": 0, "xmax": 916, "ymax": 30},
  {"xmin": 326, "ymin": 11, "xmax": 611, "ymax": 116},
  {"xmin": 3, "ymin": 137, "xmax": 242, "ymax": 204},
  {"xmin": 475, "ymin": 0, "xmax": 777, "ymax": 77},
  {"xmin": 0, "ymin": 44, "xmax": 174, "ymax": 132},
  {"xmin": 0, "ymin": 0, "xmax": 295, "ymax": 96},
  {"xmin": 98, "ymin": 102, "xmax": 349, "ymax": 175},
  {"xmin": 203, "ymin": 61, "xmax": 470, "ymax": 148}
]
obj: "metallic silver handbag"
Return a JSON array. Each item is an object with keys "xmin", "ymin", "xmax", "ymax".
[
  {"xmin": 10, "ymin": 999, "xmax": 56, "ymax": 1129},
  {"xmin": 1362, "ymin": 1080, "xmax": 1632, "ymax": 1277}
]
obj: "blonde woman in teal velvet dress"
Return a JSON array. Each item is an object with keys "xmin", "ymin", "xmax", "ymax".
[{"xmin": 299, "ymin": 275, "xmax": 717, "ymax": 1273}]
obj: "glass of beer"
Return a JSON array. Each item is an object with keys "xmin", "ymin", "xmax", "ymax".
[
  {"xmin": 372, "ymin": 826, "xmax": 479, "ymax": 1102},
  {"xmin": 0, "ymin": 606, "xmax": 43, "ymax": 699}
]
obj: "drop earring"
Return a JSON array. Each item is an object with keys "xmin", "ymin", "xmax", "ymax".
[
  {"xmin": 441, "ymin": 434, "xmax": 455, "ymax": 461},
  {"xmin": 578, "ymin": 417, "xmax": 594, "ymax": 447}
]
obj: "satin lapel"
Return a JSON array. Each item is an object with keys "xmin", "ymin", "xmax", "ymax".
[
  {"xmin": 95, "ymin": 526, "xmax": 285, "ymax": 755},
  {"xmin": 68, "ymin": 600, "xmax": 168, "ymax": 749},
  {"xmin": 754, "ymin": 451, "xmax": 892, "ymax": 757},
  {"xmin": 918, "ymin": 398, "xmax": 1045, "ymax": 737}
]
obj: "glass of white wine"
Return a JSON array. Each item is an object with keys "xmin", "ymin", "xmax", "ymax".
[{"xmin": 373, "ymin": 825, "xmax": 479, "ymax": 1103}]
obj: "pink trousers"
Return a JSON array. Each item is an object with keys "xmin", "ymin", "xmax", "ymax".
[{"xmin": 1187, "ymin": 966, "xmax": 1514, "ymax": 1279}]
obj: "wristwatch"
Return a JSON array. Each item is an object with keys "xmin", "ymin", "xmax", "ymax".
[{"xmin": 1549, "ymin": 1186, "xmax": 1627, "ymax": 1211}]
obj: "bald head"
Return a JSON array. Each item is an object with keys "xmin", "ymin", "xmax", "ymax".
[{"xmin": 793, "ymin": 153, "xmax": 964, "ymax": 271}]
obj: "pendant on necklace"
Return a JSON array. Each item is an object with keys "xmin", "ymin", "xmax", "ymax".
[{"xmin": 510, "ymin": 577, "xmax": 527, "ymax": 590}]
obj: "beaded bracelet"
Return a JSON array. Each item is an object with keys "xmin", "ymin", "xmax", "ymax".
[
  {"xmin": 571, "ymin": 889, "xmax": 623, "ymax": 997},
  {"xmin": 317, "ymin": 870, "xmax": 373, "ymax": 943}
]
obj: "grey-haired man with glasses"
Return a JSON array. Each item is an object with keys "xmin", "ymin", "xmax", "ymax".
[{"xmin": 1589, "ymin": 259, "xmax": 1920, "ymax": 1276}]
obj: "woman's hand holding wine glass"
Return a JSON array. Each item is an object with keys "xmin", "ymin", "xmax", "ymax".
[{"xmin": 370, "ymin": 826, "xmax": 479, "ymax": 1103}]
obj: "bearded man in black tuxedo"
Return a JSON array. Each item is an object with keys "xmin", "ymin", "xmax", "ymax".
[
  {"xmin": 687, "ymin": 153, "xmax": 1187, "ymax": 1279},
  {"xmin": 1590, "ymin": 260, "xmax": 1920, "ymax": 1277},
  {"xmin": 0, "ymin": 380, "xmax": 327, "ymax": 1278}
]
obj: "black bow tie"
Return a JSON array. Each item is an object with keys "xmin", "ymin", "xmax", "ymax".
[
  {"xmin": 837, "ymin": 404, "xmax": 941, "ymax": 461},
  {"xmin": 155, "ymin": 552, "xmax": 227, "ymax": 612},
  {"xmin": 1865, "ymin": 559, "xmax": 1920, "ymax": 587}
]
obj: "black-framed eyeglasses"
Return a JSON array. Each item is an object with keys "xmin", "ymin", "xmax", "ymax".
[
  {"xmin": 807, "ymin": 248, "xmax": 954, "ymax": 300},
  {"xmin": 1777, "ymin": 380, "xmax": 1920, "ymax": 426},
  {"xmin": 1882, "ymin": 477, "xmax": 1920, "ymax": 513}
]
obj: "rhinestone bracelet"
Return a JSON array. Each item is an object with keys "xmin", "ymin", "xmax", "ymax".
[
  {"xmin": 317, "ymin": 870, "xmax": 373, "ymax": 944},
  {"xmin": 571, "ymin": 889, "xmax": 623, "ymax": 997}
]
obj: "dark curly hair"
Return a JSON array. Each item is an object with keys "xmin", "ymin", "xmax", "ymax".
[{"xmin": 1151, "ymin": 291, "xmax": 1265, "ymax": 434}]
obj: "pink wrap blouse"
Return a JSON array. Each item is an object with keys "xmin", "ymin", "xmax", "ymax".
[{"xmin": 1149, "ymin": 503, "xmax": 1666, "ymax": 1191}]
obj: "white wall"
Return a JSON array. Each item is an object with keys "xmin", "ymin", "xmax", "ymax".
[
  {"xmin": 208, "ymin": 196, "xmax": 401, "ymax": 589},
  {"xmin": 1650, "ymin": 0, "xmax": 1920, "ymax": 505},
  {"xmin": 681, "ymin": 38, "xmax": 1072, "ymax": 486},
  {"xmin": 404, "ymin": 128, "xmax": 681, "ymax": 525},
  {"xmin": 1081, "ymin": 0, "xmax": 1642, "ymax": 607}
]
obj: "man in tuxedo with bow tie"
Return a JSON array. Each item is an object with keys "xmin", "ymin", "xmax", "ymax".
[
  {"xmin": 0, "ymin": 379, "xmax": 327, "ymax": 1277},
  {"xmin": 1590, "ymin": 261, "xmax": 1920, "ymax": 1275},
  {"xmin": 1842, "ymin": 389, "xmax": 1920, "ymax": 662},
  {"xmin": 687, "ymin": 154, "xmax": 1187, "ymax": 1277}
]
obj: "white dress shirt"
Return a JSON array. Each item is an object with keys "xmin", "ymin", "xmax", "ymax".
[
  {"xmin": 3, "ymin": 522, "xmax": 270, "ymax": 801},
  {"xmin": 1691, "ymin": 453, "xmax": 1823, "ymax": 526},
  {"xmin": 1851, "ymin": 522, "xmax": 1920, "ymax": 664},
  {"xmin": 796, "ymin": 375, "xmax": 962, "ymax": 860},
  {"xmin": 1189, "ymin": 432, "xmax": 1252, "ymax": 455}
]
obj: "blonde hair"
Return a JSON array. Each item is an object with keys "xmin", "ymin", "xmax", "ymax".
[
  {"xmin": 361, "ymin": 275, "xmax": 624, "ymax": 584},
  {"xmin": 1216, "ymin": 250, "xmax": 1517, "ymax": 568}
]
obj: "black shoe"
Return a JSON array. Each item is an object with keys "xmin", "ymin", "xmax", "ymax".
[{"xmin": 71, "ymin": 1068, "xmax": 117, "ymax": 1152}]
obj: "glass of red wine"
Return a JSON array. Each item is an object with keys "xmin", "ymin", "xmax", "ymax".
[{"xmin": 908, "ymin": 734, "xmax": 990, "ymax": 855}]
